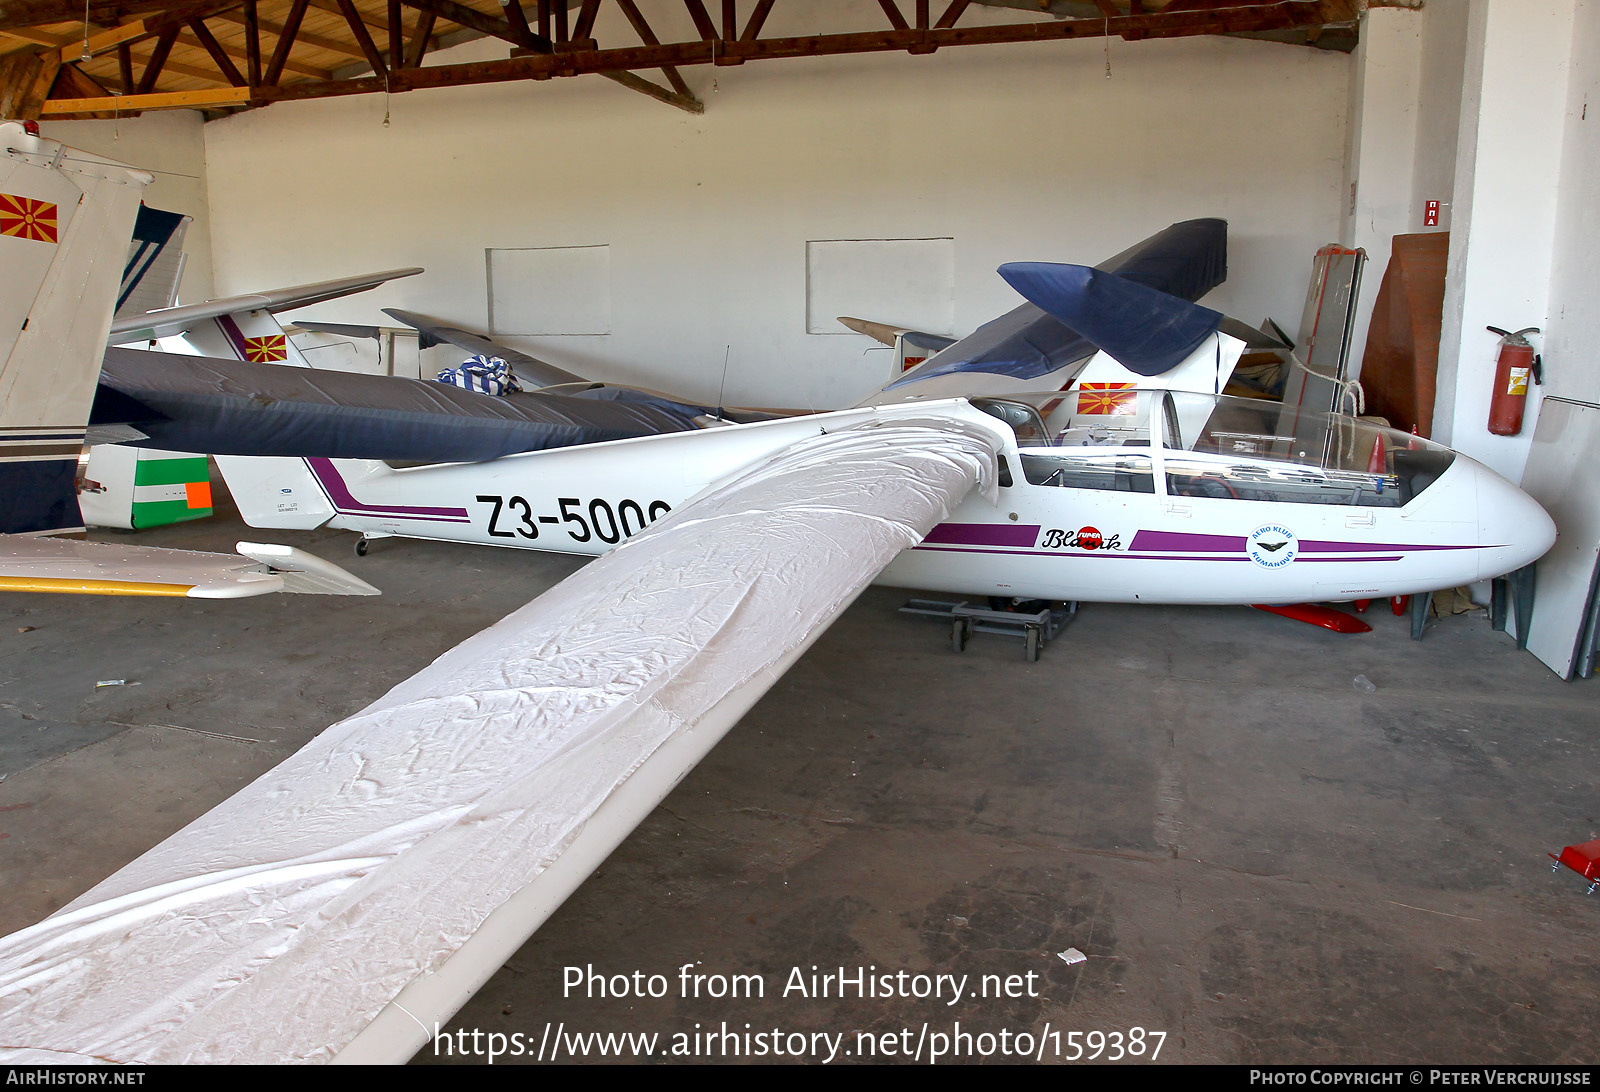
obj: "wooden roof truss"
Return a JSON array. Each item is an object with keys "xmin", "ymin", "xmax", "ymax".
[{"xmin": 0, "ymin": 0, "xmax": 1365, "ymax": 121}]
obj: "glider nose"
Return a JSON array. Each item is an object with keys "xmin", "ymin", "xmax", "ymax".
[{"xmin": 1475, "ymin": 466, "xmax": 1557, "ymax": 580}]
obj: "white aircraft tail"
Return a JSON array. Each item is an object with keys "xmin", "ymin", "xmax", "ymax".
[
  {"xmin": 214, "ymin": 455, "xmax": 337, "ymax": 530},
  {"xmin": 0, "ymin": 121, "xmax": 152, "ymax": 534}
]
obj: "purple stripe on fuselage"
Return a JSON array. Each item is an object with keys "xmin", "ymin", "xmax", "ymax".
[
  {"xmin": 306, "ymin": 458, "xmax": 471, "ymax": 522},
  {"xmin": 1130, "ymin": 530, "xmax": 1243, "ymax": 553},
  {"xmin": 923, "ymin": 522, "xmax": 1040, "ymax": 548},
  {"xmin": 1298, "ymin": 539, "xmax": 1479, "ymax": 553},
  {"xmin": 1132, "ymin": 529, "xmax": 1478, "ymax": 554}
]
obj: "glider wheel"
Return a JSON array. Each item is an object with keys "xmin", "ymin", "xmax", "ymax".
[
  {"xmin": 354, "ymin": 537, "xmax": 370, "ymax": 557},
  {"xmin": 1024, "ymin": 626, "xmax": 1042, "ymax": 662},
  {"xmin": 951, "ymin": 618, "xmax": 969, "ymax": 653}
]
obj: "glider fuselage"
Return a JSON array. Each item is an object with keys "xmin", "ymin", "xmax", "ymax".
[{"xmin": 220, "ymin": 392, "xmax": 1553, "ymax": 607}]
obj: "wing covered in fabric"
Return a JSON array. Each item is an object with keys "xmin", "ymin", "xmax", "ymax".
[
  {"xmin": 94, "ymin": 347, "xmax": 710, "ymax": 462},
  {"xmin": 0, "ymin": 406, "xmax": 1000, "ymax": 1064},
  {"xmin": 881, "ymin": 217, "xmax": 1228, "ymax": 391}
]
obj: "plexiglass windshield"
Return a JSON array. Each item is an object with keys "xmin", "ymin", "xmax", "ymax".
[{"xmin": 974, "ymin": 390, "xmax": 1455, "ymax": 507}]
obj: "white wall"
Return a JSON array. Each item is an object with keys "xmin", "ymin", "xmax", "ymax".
[
  {"xmin": 40, "ymin": 110, "xmax": 215, "ymax": 303},
  {"xmin": 1342, "ymin": 5, "xmax": 1424, "ymax": 376},
  {"xmin": 201, "ymin": 5, "xmax": 1350, "ymax": 409},
  {"xmin": 1544, "ymin": 0, "xmax": 1600, "ymax": 406},
  {"xmin": 1435, "ymin": 0, "xmax": 1577, "ymax": 478},
  {"xmin": 1411, "ymin": 0, "xmax": 1470, "ymax": 232}
]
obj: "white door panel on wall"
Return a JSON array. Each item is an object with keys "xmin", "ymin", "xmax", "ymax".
[
  {"xmin": 488, "ymin": 245, "xmax": 611, "ymax": 336},
  {"xmin": 805, "ymin": 237, "xmax": 955, "ymax": 336}
]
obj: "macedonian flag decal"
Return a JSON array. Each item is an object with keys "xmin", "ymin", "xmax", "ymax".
[
  {"xmin": 1075, "ymin": 382, "xmax": 1137, "ymax": 416},
  {"xmin": 244, "ymin": 334, "xmax": 287, "ymax": 363},
  {"xmin": 0, "ymin": 193, "xmax": 59, "ymax": 244}
]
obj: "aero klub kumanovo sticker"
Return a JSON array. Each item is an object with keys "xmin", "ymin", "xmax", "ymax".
[{"xmin": 1248, "ymin": 524, "xmax": 1298, "ymax": 568}]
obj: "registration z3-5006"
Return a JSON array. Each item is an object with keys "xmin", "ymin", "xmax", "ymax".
[{"xmin": 476, "ymin": 495, "xmax": 672, "ymax": 544}]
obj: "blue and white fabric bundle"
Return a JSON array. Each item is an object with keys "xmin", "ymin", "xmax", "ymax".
[{"xmin": 436, "ymin": 355, "xmax": 523, "ymax": 396}]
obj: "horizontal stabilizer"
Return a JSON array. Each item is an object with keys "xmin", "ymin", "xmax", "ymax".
[
  {"xmin": 837, "ymin": 316, "xmax": 956, "ymax": 354},
  {"xmin": 109, "ymin": 268, "xmax": 424, "ymax": 343},
  {"xmin": 997, "ymin": 262, "xmax": 1223, "ymax": 376},
  {"xmin": 382, "ymin": 308, "xmax": 586, "ymax": 389},
  {"xmin": 287, "ymin": 321, "xmax": 383, "ymax": 341},
  {"xmin": 0, "ymin": 536, "xmax": 377, "ymax": 598}
]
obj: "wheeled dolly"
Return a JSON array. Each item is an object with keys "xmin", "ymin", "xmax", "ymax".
[{"xmin": 900, "ymin": 599, "xmax": 1077, "ymax": 662}]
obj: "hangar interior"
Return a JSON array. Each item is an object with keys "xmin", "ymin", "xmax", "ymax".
[{"xmin": 0, "ymin": 0, "xmax": 1597, "ymax": 1066}]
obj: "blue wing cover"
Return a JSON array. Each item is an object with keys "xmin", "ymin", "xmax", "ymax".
[
  {"xmin": 888, "ymin": 217, "xmax": 1227, "ymax": 387},
  {"xmin": 93, "ymin": 349, "xmax": 709, "ymax": 463}
]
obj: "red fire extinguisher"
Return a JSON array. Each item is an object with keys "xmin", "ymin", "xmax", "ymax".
[{"xmin": 1486, "ymin": 326, "xmax": 1541, "ymax": 436}]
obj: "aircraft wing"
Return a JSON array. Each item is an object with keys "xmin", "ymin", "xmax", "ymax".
[
  {"xmin": 94, "ymin": 346, "xmax": 708, "ymax": 463},
  {"xmin": 107, "ymin": 269, "xmax": 425, "ymax": 344},
  {"xmin": 0, "ymin": 536, "xmax": 378, "ymax": 598},
  {"xmin": 862, "ymin": 218, "xmax": 1229, "ymax": 400},
  {"xmin": 383, "ymin": 307, "xmax": 588, "ymax": 389},
  {"xmin": 0, "ymin": 403, "xmax": 1002, "ymax": 1064}
]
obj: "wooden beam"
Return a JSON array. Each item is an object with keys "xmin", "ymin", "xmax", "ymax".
[
  {"xmin": 601, "ymin": 68, "xmax": 701, "ymax": 113},
  {"xmin": 135, "ymin": 26, "xmax": 177, "ymax": 93},
  {"xmin": 0, "ymin": 0, "xmax": 175, "ymax": 33},
  {"xmin": 37, "ymin": 23, "xmax": 246, "ymax": 88},
  {"xmin": 500, "ymin": 0, "xmax": 536, "ymax": 48},
  {"xmin": 0, "ymin": 45, "xmax": 58, "ymax": 119},
  {"xmin": 59, "ymin": 19, "xmax": 148, "ymax": 64},
  {"xmin": 740, "ymin": 0, "xmax": 773, "ymax": 40},
  {"xmin": 176, "ymin": 25, "xmax": 330, "ymax": 79},
  {"xmin": 41, "ymin": 84, "xmax": 251, "ymax": 114},
  {"xmin": 615, "ymin": 0, "xmax": 658, "ymax": 46},
  {"xmin": 933, "ymin": 0, "xmax": 969, "ymax": 30},
  {"xmin": 243, "ymin": 0, "xmax": 259, "ymax": 84},
  {"xmin": 216, "ymin": 6, "xmax": 370, "ymax": 60},
  {"xmin": 305, "ymin": 0, "xmax": 388, "ymax": 37},
  {"xmin": 50, "ymin": 61, "xmax": 118, "ymax": 116},
  {"xmin": 403, "ymin": 7, "xmax": 433, "ymax": 66},
  {"xmin": 248, "ymin": 0, "xmax": 1355, "ymax": 102},
  {"xmin": 659, "ymin": 63, "xmax": 690, "ymax": 97},
  {"xmin": 1, "ymin": 27, "xmax": 64, "ymax": 50},
  {"xmin": 187, "ymin": 16, "xmax": 246, "ymax": 85},
  {"xmin": 876, "ymin": 1, "xmax": 908, "ymax": 32},
  {"xmin": 683, "ymin": 0, "xmax": 717, "ymax": 41},
  {"xmin": 571, "ymin": 0, "xmax": 599, "ymax": 41},
  {"xmin": 336, "ymin": 0, "xmax": 388, "ymax": 75},
  {"xmin": 262, "ymin": 0, "xmax": 308, "ymax": 85},
  {"xmin": 399, "ymin": 0, "xmax": 522, "ymax": 45},
  {"xmin": 388, "ymin": 0, "xmax": 401, "ymax": 70}
]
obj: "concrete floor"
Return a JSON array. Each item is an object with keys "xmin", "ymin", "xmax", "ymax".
[{"xmin": 1, "ymin": 495, "xmax": 1596, "ymax": 1065}]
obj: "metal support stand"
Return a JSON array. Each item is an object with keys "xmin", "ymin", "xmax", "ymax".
[
  {"xmin": 1410, "ymin": 589, "xmax": 1433, "ymax": 641},
  {"xmin": 1490, "ymin": 563, "xmax": 1537, "ymax": 651},
  {"xmin": 900, "ymin": 599, "xmax": 1077, "ymax": 662}
]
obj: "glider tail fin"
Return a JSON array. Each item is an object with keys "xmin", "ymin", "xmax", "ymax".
[
  {"xmin": 0, "ymin": 122, "xmax": 153, "ymax": 535},
  {"xmin": 213, "ymin": 455, "xmax": 337, "ymax": 532}
]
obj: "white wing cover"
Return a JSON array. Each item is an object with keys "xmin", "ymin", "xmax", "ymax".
[{"xmin": 0, "ymin": 419, "xmax": 996, "ymax": 1064}]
